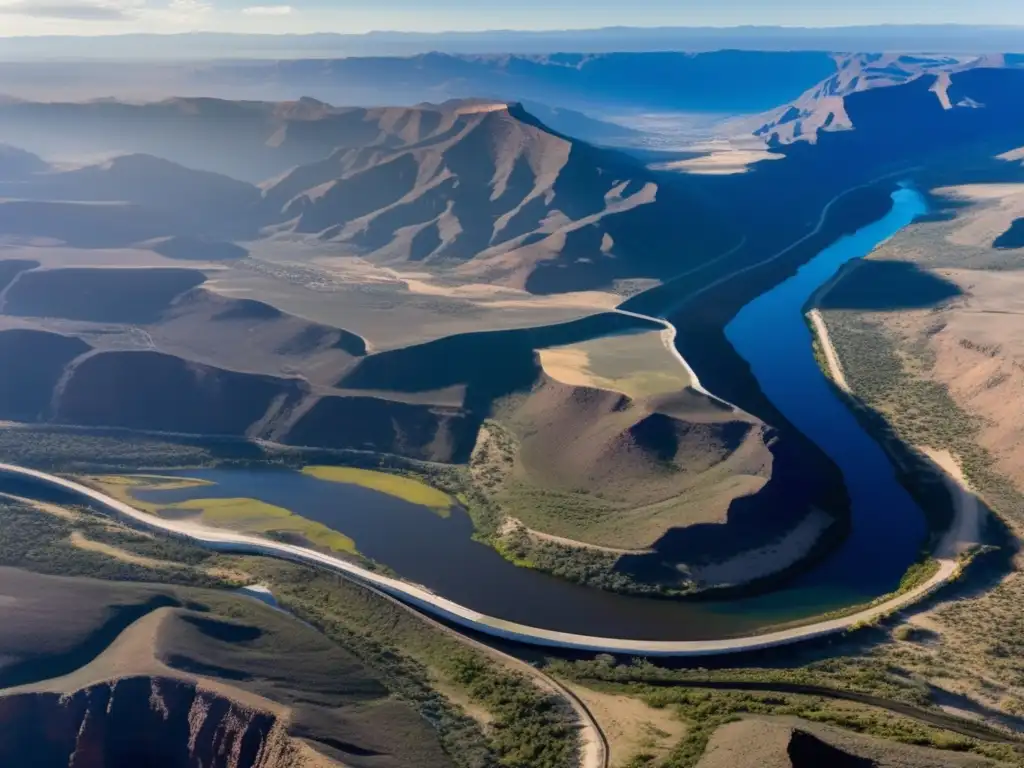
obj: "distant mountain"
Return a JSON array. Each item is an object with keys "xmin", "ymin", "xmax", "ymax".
[
  {"xmin": 740, "ymin": 65, "xmax": 1024, "ymax": 198},
  {"xmin": 0, "ymin": 98, "xmax": 737, "ymax": 291},
  {"xmin": 0, "ymin": 51, "xmax": 838, "ymax": 118},
  {"xmin": 0, "ymin": 144, "xmax": 47, "ymax": 180},
  {"xmin": 1, "ymin": 26, "xmax": 1023, "ymax": 59},
  {"xmin": 0, "ymin": 97, "xmax": 494, "ymax": 182},
  {"xmin": 262, "ymin": 102, "xmax": 735, "ymax": 293},
  {"xmin": 5, "ymin": 154, "xmax": 260, "ymax": 212},
  {"xmin": 0, "ymin": 153, "xmax": 262, "ymax": 245},
  {"xmin": 752, "ymin": 53, "xmax": 1020, "ymax": 145}
]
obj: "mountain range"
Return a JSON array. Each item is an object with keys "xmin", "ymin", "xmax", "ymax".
[{"xmin": 1, "ymin": 26, "xmax": 1024, "ymax": 59}]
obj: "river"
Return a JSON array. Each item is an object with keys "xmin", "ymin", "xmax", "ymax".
[{"xmin": 107, "ymin": 186, "xmax": 930, "ymax": 641}]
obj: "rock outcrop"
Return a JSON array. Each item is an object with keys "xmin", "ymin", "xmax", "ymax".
[{"xmin": 0, "ymin": 677, "xmax": 324, "ymax": 768}]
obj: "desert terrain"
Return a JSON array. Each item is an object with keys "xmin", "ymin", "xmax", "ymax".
[
  {"xmin": 0, "ymin": 91, "xmax": 844, "ymax": 595},
  {"xmin": 2, "ymin": 29, "xmax": 1024, "ymax": 768}
]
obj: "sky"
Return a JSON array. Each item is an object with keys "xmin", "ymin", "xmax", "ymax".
[{"xmin": 1, "ymin": 0, "xmax": 1024, "ymax": 36}]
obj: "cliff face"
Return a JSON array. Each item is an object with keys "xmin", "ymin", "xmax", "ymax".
[{"xmin": 0, "ymin": 677, "xmax": 314, "ymax": 768}]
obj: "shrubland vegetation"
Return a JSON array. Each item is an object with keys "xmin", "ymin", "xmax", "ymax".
[
  {"xmin": 493, "ymin": 523, "xmax": 674, "ymax": 595},
  {"xmin": 823, "ymin": 311, "xmax": 1024, "ymax": 526},
  {"xmin": 551, "ymin": 659, "xmax": 1022, "ymax": 766},
  {"xmin": 0, "ymin": 494, "xmax": 579, "ymax": 768},
  {"xmin": 0, "ymin": 425, "xmax": 218, "ymax": 469}
]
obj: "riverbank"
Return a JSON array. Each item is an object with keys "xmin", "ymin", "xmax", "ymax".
[
  {"xmin": 0, "ymin": 463, "xmax": 972, "ymax": 657},
  {"xmin": 808, "ymin": 309, "xmax": 850, "ymax": 392},
  {"xmin": 806, "ymin": 301, "xmax": 983, "ymax": 560}
]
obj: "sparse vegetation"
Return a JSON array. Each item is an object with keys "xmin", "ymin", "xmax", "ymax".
[
  {"xmin": 302, "ymin": 465, "xmax": 455, "ymax": 515},
  {"xmin": 176, "ymin": 497, "xmax": 359, "ymax": 555},
  {"xmin": 823, "ymin": 311, "xmax": 1024, "ymax": 526},
  {"xmin": 548, "ymin": 672, "xmax": 1021, "ymax": 767},
  {"xmin": 0, "ymin": 424, "xmax": 219, "ymax": 469},
  {"xmin": 84, "ymin": 475, "xmax": 361, "ymax": 556},
  {"xmin": 0, "ymin": 494, "xmax": 580, "ymax": 768}
]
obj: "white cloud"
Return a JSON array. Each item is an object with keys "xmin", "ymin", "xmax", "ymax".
[
  {"xmin": 0, "ymin": 0, "xmax": 140, "ymax": 20},
  {"xmin": 241, "ymin": 4, "xmax": 292, "ymax": 16},
  {"xmin": 167, "ymin": 0, "xmax": 211, "ymax": 15}
]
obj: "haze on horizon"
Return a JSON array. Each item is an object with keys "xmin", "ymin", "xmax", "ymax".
[{"xmin": 2, "ymin": 0, "xmax": 1024, "ymax": 36}]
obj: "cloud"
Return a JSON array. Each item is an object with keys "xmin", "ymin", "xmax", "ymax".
[
  {"xmin": 167, "ymin": 0, "xmax": 211, "ymax": 13},
  {"xmin": 241, "ymin": 4, "xmax": 292, "ymax": 16},
  {"xmin": 0, "ymin": 0, "xmax": 135, "ymax": 19}
]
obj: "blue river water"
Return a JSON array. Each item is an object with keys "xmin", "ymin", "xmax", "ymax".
[
  {"xmin": 724, "ymin": 185, "xmax": 931, "ymax": 603},
  {"xmin": 106, "ymin": 186, "xmax": 931, "ymax": 640}
]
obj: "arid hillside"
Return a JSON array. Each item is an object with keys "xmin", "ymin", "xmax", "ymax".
[
  {"xmin": 752, "ymin": 57, "xmax": 1024, "ymax": 148},
  {"xmin": 0, "ymin": 97, "xmax": 476, "ymax": 183},
  {"xmin": 0, "ymin": 98, "xmax": 737, "ymax": 292},
  {"xmin": 262, "ymin": 103, "xmax": 735, "ymax": 294},
  {"xmin": 0, "ymin": 566, "xmax": 456, "ymax": 768},
  {"xmin": 696, "ymin": 718, "xmax": 991, "ymax": 768},
  {"xmin": 0, "ymin": 92, "xmax": 846, "ymax": 593}
]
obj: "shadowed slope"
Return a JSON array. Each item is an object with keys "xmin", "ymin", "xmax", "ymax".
[
  {"xmin": 3, "ymin": 267, "xmax": 207, "ymax": 324},
  {"xmin": 0, "ymin": 330, "xmax": 90, "ymax": 421},
  {"xmin": 53, "ymin": 350, "xmax": 300, "ymax": 436},
  {"xmin": 267, "ymin": 103, "xmax": 735, "ymax": 292},
  {"xmin": 0, "ymin": 143, "xmax": 47, "ymax": 179}
]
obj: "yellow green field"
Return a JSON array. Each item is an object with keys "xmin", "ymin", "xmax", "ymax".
[
  {"xmin": 169, "ymin": 497, "xmax": 357, "ymax": 555},
  {"xmin": 302, "ymin": 466, "xmax": 454, "ymax": 516},
  {"xmin": 538, "ymin": 329, "xmax": 691, "ymax": 401},
  {"xmin": 79, "ymin": 474, "xmax": 214, "ymax": 513},
  {"xmin": 82, "ymin": 475, "xmax": 357, "ymax": 556}
]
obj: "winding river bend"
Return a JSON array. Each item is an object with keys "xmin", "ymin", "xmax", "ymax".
[
  {"xmin": 1, "ymin": 188, "xmax": 931, "ymax": 645},
  {"xmin": 724, "ymin": 185, "xmax": 930, "ymax": 602}
]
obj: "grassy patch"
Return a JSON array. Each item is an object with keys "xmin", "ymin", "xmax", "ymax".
[
  {"xmin": 302, "ymin": 465, "xmax": 454, "ymax": 515},
  {"xmin": 171, "ymin": 497, "xmax": 358, "ymax": 555},
  {"xmin": 79, "ymin": 474, "xmax": 211, "ymax": 514},
  {"xmin": 83, "ymin": 475, "xmax": 359, "ymax": 556},
  {"xmin": 94, "ymin": 474, "xmax": 214, "ymax": 492},
  {"xmin": 899, "ymin": 558, "xmax": 941, "ymax": 592},
  {"xmin": 557, "ymin": 677, "xmax": 1018, "ymax": 767}
]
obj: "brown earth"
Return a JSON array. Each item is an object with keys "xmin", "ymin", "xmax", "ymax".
[
  {"xmin": 697, "ymin": 717, "xmax": 995, "ymax": 768},
  {"xmin": 473, "ymin": 370, "xmax": 796, "ymax": 567},
  {"xmin": 0, "ymin": 566, "xmax": 455, "ymax": 768},
  {"xmin": 829, "ymin": 183, "xmax": 1024, "ymax": 498},
  {"xmin": 0, "ymin": 676, "xmax": 326, "ymax": 768},
  {"xmin": 747, "ymin": 53, "xmax": 1006, "ymax": 146}
]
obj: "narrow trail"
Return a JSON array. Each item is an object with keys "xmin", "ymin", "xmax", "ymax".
[
  {"xmin": 608, "ymin": 180, "xmax": 896, "ymax": 412},
  {"xmin": 632, "ymin": 678, "xmax": 1021, "ymax": 746},
  {"xmin": 808, "ymin": 309, "xmax": 850, "ymax": 393},
  {"xmin": 671, "ymin": 169, "xmax": 917, "ymax": 310}
]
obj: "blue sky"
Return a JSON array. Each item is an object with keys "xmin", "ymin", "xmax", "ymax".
[{"xmin": 0, "ymin": 0, "xmax": 1023, "ymax": 35}]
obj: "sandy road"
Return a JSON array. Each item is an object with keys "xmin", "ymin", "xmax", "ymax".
[
  {"xmin": 921, "ymin": 447, "xmax": 984, "ymax": 560},
  {"xmin": 806, "ymin": 308, "xmax": 984, "ymax": 559},
  {"xmin": 808, "ymin": 309, "xmax": 851, "ymax": 393}
]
